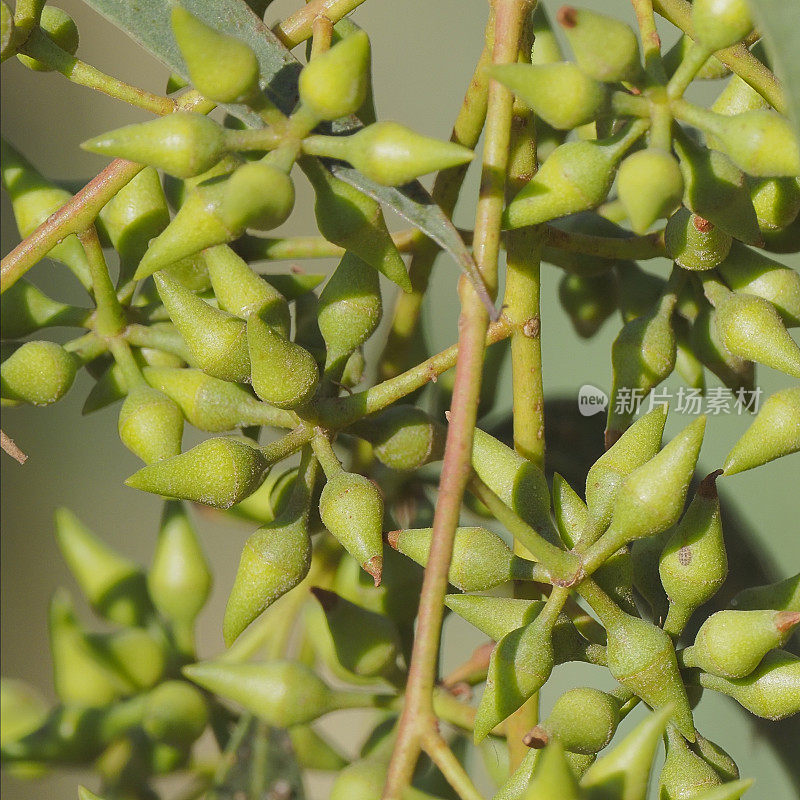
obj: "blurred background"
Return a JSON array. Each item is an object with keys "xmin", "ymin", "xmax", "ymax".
[{"xmin": 2, "ymin": 0, "xmax": 799, "ymax": 797}]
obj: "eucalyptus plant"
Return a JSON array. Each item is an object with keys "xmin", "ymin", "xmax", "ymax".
[{"xmin": 1, "ymin": 1, "xmax": 800, "ymax": 799}]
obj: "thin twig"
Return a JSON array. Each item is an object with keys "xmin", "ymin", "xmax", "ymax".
[{"xmin": 272, "ymin": 0, "xmax": 368, "ymax": 48}]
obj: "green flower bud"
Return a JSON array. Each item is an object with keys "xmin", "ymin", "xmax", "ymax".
[
  {"xmin": 227, "ymin": 462, "xmax": 298, "ymax": 523},
  {"xmin": 684, "ymin": 609, "xmax": 800, "ymax": 679},
  {"xmin": 713, "ymin": 71, "xmax": 768, "ymax": 117},
  {"xmin": 221, "ymin": 160, "xmax": 295, "ymax": 232},
  {"xmin": 148, "ymin": 501, "xmax": 212, "ymax": 630},
  {"xmin": 692, "ymin": 0, "xmax": 753, "ymax": 52},
  {"xmin": 618, "ymin": 150, "xmax": 684, "ymax": 235},
  {"xmin": 82, "ymin": 114, "xmax": 226, "ymax": 179},
  {"xmin": 713, "ymin": 288, "xmax": 800, "ymax": 378},
  {"xmin": 154, "ymin": 271, "xmax": 251, "ymax": 382},
  {"xmin": 731, "ymin": 573, "xmax": 800, "ymax": 613},
  {"xmin": 1, "ymin": 340, "xmax": 76, "ymax": 405},
  {"xmin": 390, "ymin": 526, "xmax": 541, "ymax": 592},
  {"xmin": 527, "ymin": 688, "xmax": 621, "ymax": 755},
  {"xmin": 204, "ymin": 245, "xmax": 290, "ymax": 336},
  {"xmin": 504, "ymin": 122, "xmax": 646, "ymax": 229},
  {"xmin": 584, "ymin": 404, "xmax": 668, "ymax": 539},
  {"xmin": 666, "ymin": 208, "xmax": 733, "ymax": 271},
  {"xmin": 0, "ymin": 279, "xmax": 87, "ymax": 338},
  {"xmin": 699, "ymin": 649, "xmax": 800, "ymax": 720},
  {"xmin": 630, "ymin": 530, "xmax": 671, "ymax": 620},
  {"xmin": 717, "ymin": 242, "xmax": 800, "ymax": 327},
  {"xmin": 0, "ymin": 679, "xmax": 49, "ymax": 748},
  {"xmin": 595, "ymin": 549, "xmax": 638, "ymax": 616},
  {"xmin": 607, "ymin": 293, "xmax": 677, "ymax": 435},
  {"xmin": 17, "ymin": 6, "xmax": 78, "ymax": 71},
  {"xmin": 522, "ymin": 741, "xmax": 581, "ymax": 800},
  {"xmin": 320, "ymin": 471, "xmax": 384, "ymax": 585},
  {"xmin": 673, "ymin": 132, "xmax": 761, "ymax": 246},
  {"xmin": 690, "ymin": 303, "xmax": 754, "ymax": 391},
  {"xmin": 298, "ymin": 30, "xmax": 370, "ymax": 121},
  {"xmin": 49, "ymin": 591, "xmax": 132, "ymax": 706},
  {"xmin": 675, "ymin": 318, "xmax": 707, "ymax": 391},
  {"xmin": 118, "ymin": 384, "xmax": 184, "ymax": 464},
  {"xmin": 470, "ymin": 427, "xmax": 560, "ymax": 544},
  {"xmin": 694, "ymin": 733, "xmax": 739, "ymax": 782},
  {"xmin": 309, "ymin": 122, "xmax": 473, "ymax": 186},
  {"xmin": 54, "ymin": 508, "xmax": 153, "ymax": 627},
  {"xmin": 288, "ymin": 724, "xmax": 347, "ymax": 771},
  {"xmin": 659, "ymin": 472, "xmax": 728, "ymax": 636},
  {"xmin": 0, "ymin": 3, "xmax": 15, "ymax": 62},
  {"xmin": 664, "ymin": 35, "xmax": 731, "ymax": 81},
  {"xmin": 552, "ymin": 473, "xmax": 588, "ymax": 548},
  {"xmin": 475, "ymin": 614, "xmax": 556, "ymax": 741},
  {"xmin": 171, "ymin": 6, "xmax": 258, "ymax": 103},
  {"xmin": 87, "ymin": 627, "xmax": 167, "ymax": 692},
  {"xmin": 318, "ymin": 252, "xmax": 382, "ymax": 375},
  {"xmin": 558, "ymin": 272, "xmax": 617, "ymax": 339},
  {"xmin": 556, "ymin": 6, "xmax": 641, "ymax": 82},
  {"xmin": 126, "ymin": 435, "xmax": 269, "ymax": 508},
  {"xmin": 659, "ymin": 725, "xmax": 722, "ymax": 800},
  {"xmin": 247, "ymin": 314, "xmax": 319, "ymax": 408},
  {"xmin": 750, "ymin": 177, "xmax": 800, "ymax": 232},
  {"xmin": 1, "ymin": 139, "xmax": 92, "ymax": 288},
  {"xmin": 309, "ymin": 588, "xmax": 402, "ymax": 679},
  {"xmin": 164, "ymin": 152, "xmax": 242, "ymax": 211},
  {"xmin": 616, "ymin": 261, "xmax": 665, "ymax": 322},
  {"xmin": 723, "ymin": 387, "xmax": 800, "ymax": 475},
  {"xmin": 685, "ymin": 781, "xmax": 754, "ymax": 800},
  {"xmin": 330, "ymin": 756, "xmax": 446, "ymax": 800},
  {"xmin": 304, "ymin": 160, "xmax": 411, "ymax": 291},
  {"xmin": 487, "ymin": 62, "xmax": 607, "ymax": 131},
  {"xmin": 142, "ymin": 681, "xmax": 208, "ymax": 746},
  {"xmin": 183, "ymin": 659, "xmax": 376, "ymax": 726}
]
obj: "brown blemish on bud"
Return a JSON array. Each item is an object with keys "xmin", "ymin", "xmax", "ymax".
[
  {"xmin": 447, "ymin": 682, "xmax": 473, "ymax": 699},
  {"xmin": 678, "ymin": 545, "xmax": 692, "ymax": 567},
  {"xmin": 386, "ymin": 529, "xmax": 400, "ymax": 549},
  {"xmin": 310, "ymin": 586, "xmax": 338, "ymax": 611},
  {"xmin": 698, "ymin": 469, "xmax": 723, "ymax": 499},
  {"xmin": 557, "ymin": 6, "xmax": 578, "ymax": 28},
  {"xmin": 522, "ymin": 725, "xmax": 550, "ymax": 748},
  {"xmin": 775, "ymin": 611, "xmax": 800, "ymax": 634},
  {"xmin": 605, "ymin": 428, "xmax": 623, "ymax": 451},
  {"xmin": 363, "ymin": 555, "xmax": 383, "ymax": 587},
  {"xmin": 523, "ymin": 316, "xmax": 540, "ymax": 338},
  {"xmin": 692, "ymin": 215, "xmax": 714, "ymax": 233}
]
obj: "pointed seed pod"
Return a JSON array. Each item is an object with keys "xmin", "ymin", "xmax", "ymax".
[
  {"xmin": 1, "ymin": 341, "xmax": 76, "ymax": 405},
  {"xmin": 298, "ymin": 30, "xmax": 370, "ymax": 121},
  {"xmin": 529, "ymin": 688, "xmax": 621, "ymax": 755},
  {"xmin": 504, "ymin": 122, "xmax": 646, "ymax": 229},
  {"xmin": 713, "ymin": 69, "xmax": 768, "ymax": 117},
  {"xmin": 616, "ymin": 261, "xmax": 665, "ymax": 322},
  {"xmin": 552, "ymin": 472, "xmax": 588, "ymax": 548},
  {"xmin": 1, "ymin": 139, "xmax": 92, "ymax": 288},
  {"xmin": 699, "ymin": 649, "xmax": 800, "ymax": 720},
  {"xmin": 148, "ymin": 501, "xmax": 212, "ymax": 629},
  {"xmin": 310, "ymin": 122, "xmax": 473, "ymax": 186},
  {"xmin": 0, "ymin": 279, "xmax": 87, "ymax": 338},
  {"xmin": 684, "ymin": 609, "xmax": 800, "ymax": 679},
  {"xmin": 750, "ymin": 177, "xmax": 800, "ymax": 232},
  {"xmin": 618, "ymin": 150, "xmax": 684, "ymax": 235},
  {"xmin": 730, "ymin": 573, "xmax": 800, "ymax": 613},
  {"xmin": 522, "ymin": 741, "xmax": 580, "ymax": 800},
  {"xmin": 672, "ymin": 132, "xmax": 761, "ymax": 246},
  {"xmin": 288, "ymin": 725, "xmax": 347, "ymax": 771},
  {"xmin": 659, "ymin": 472, "xmax": 728, "ymax": 635},
  {"xmin": 17, "ymin": 6, "xmax": 78, "ymax": 71},
  {"xmin": 87, "ymin": 627, "xmax": 167, "ymax": 691},
  {"xmin": 304, "ymin": 160, "xmax": 410, "ymax": 291},
  {"xmin": 125, "ymin": 436, "xmax": 269, "ymax": 508},
  {"xmin": 317, "ymin": 252, "xmax": 382, "ymax": 375},
  {"xmin": 666, "ymin": 208, "xmax": 732, "ymax": 271},
  {"xmin": 717, "ymin": 242, "xmax": 800, "ymax": 327},
  {"xmin": 154, "ymin": 272, "xmax": 251, "ymax": 382},
  {"xmin": 309, "ymin": 588, "xmax": 402, "ymax": 679},
  {"xmin": 247, "ymin": 315, "xmax": 319, "ymax": 408},
  {"xmin": 693, "ymin": 733, "xmax": 739, "ymax": 782},
  {"xmin": 171, "ymin": 6, "xmax": 258, "ymax": 103},
  {"xmin": 330, "ymin": 757, "xmax": 446, "ymax": 800},
  {"xmin": 351, "ymin": 405, "xmax": 445, "ymax": 471},
  {"xmin": 692, "ymin": 0, "xmax": 753, "ymax": 51},
  {"xmin": 118, "ymin": 384, "xmax": 184, "ymax": 464},
  {"xmin": 0, "ymin": 4, "xmax": 13, "ymax": 63},
  {"xmin": 0, "ymin": 678, "xmax": 49, "ymax": 749},
  {"xmin": 690, "ymin": 303, "xmax": 755, "ymax": 391},
  {"xmin": 557, "ymin": 271, "xmax": 617, "ymax": 339},
  {"xmin": 659, "ymin": 725, "xmax": 722, "ymax": 800},
  {"xmin": 142, "ymin": 681, "xmax": 208, "ymax": 746},
  {"xmin": 630, "ymin": 529, "xmax": 671, "ymax": 620},
  {"xmin": 320, "ymin": 472, "xmax": 384, "ymax": 585},
  {"xmin": 713, "ymin": 289, "xmax": 800, "ymax": 378},
  {"xmin": 686, "ymin": 780, "xmax": 754, "ymax": 800},
  {"xmin": 183, "ymin": 659, "xmax": 374, "ymax": 726},
  {"xmin": 221, "ymin": 160, "xmax": 295, "ymax": 232},
  {"xmin": 487, "ymin": 62, "xmax": 607, "ymax": 130},
  {"xmin": 82, "ymin": 113, "xmax": 226, "ymax": 178},
  {"xmin": 203, "ymin": 245, "xmax": 290, "ymax": 336},
  {"xmin": 470, "ymin": 427, "xmax": 560, "ymax": 544},
  {"xmin": 556, "ymin": 6, "xmax": 641, "ymax": 82},
  {"xmin": 723, "ymin": 387, "xmax": 800, "ymax": 474},
  {"xmin": 54, "ymin": 508, "xmax": 153, "ymax": 627}
]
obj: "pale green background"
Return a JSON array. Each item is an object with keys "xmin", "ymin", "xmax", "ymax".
[{"xmin": 1, "ymin": 1, "xmax": 798, "ymax": 798}]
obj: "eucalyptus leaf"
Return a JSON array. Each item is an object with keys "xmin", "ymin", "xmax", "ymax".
[{"xmin": 82, "ymin": 0, "xmax": 494, "ymax": 315}]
